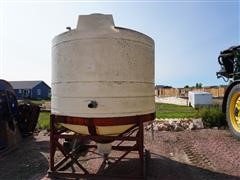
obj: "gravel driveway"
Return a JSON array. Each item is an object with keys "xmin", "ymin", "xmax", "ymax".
[
  {"xmin": 0, "ymin": 129, "xmax": 240, "ymax": 180},
  {"xmin": 145, "ymin": 129, "xmax": 240, "ymax": 179}
]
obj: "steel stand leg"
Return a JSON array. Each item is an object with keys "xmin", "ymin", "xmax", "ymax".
[
  {"xmin": 49, "ymin": 114, "xmax": 55, "ymax": 171},
  {"xmin": 138, "ymin": 120, "xmax": 144, "ymax": 177}
]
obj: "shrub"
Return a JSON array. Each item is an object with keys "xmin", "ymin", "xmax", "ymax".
[{"xmin": 198, "ymin": 107, "xmax": 226, "ymax": 128}]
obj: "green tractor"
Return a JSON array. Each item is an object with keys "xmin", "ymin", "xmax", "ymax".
[{"xmin": 217, "ymin": 45, "xmax": 240, "ymax": 139}]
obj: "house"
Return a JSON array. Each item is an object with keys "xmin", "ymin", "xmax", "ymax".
[{"xmin": 9, "ymin": 81, "xmax": 51, "ymax": 100}]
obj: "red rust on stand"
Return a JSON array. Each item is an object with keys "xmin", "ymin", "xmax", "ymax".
[{"xmin": 48, "ymin": 113, "xmax": 154, "ymax": 179}]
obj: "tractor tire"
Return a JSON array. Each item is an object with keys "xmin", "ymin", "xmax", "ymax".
[{"xmin": 226, "ymin": 84, "xmax": 240, "ymax": 139}]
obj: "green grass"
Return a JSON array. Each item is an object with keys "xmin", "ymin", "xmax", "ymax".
[
  {"xmin": 156, "ymin": 103, "xmax": 199, "ymax": 119},
  {"xmin": 37, "ymin": 111, "xmax": 50, "ymax": 130}
]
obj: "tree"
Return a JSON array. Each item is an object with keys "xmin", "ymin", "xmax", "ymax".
[{"xmin": 196, "ymin": 83, "xmax": 203, "ymax": 88}]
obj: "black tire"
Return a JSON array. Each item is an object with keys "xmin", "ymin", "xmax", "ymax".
[{"xmin": 226, "ymin": 84, "xmax": 240, "ymax": 139}]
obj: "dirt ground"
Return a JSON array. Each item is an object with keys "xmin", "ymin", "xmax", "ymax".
[{"xmin": 0, "ymin": 129, "xmax": 240, "ymax": 180}]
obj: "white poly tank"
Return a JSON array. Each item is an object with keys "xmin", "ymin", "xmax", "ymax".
[{"xmin": 51, "ymin": 14, "xmax": 155, "ymax": 118}]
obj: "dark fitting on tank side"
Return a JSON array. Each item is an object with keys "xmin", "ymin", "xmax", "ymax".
[
  {"xmin": 88, "ymin": 101, "xmax": 98, "ymax": 108},
  {"xmin": 66, "ymin": 27, "xmax": 71, "ymax": 31}
]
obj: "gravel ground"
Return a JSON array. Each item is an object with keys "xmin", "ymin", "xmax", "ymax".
[
  {"xmin": 145, "ymin": 129, "xmax": 240, "ymax": 180},
  {"xmin": 0, "ymin": 129, "xmax": 240, "ymax": 180}
]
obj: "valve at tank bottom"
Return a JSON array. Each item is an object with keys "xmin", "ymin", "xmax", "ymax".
[{"xmin": 97, "ymin": 143, "xmax": 112, "ymax": 155}]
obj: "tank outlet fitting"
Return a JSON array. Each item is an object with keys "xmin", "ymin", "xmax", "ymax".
[
  {"xmin": 88, "ymin": 100, "xmax": 98, "ymax": 108},
  {"xmin": 97, "ymin": 143, "xmax": 112, "ymax": 155}
]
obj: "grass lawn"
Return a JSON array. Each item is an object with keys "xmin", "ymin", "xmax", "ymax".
[
  {"xmin": 37, "ymin": 111, "xmax": 50, "ymax": 130},
  {"xmin": 156, "ymin": 103, "xmax": 199, "ymax": 119}
]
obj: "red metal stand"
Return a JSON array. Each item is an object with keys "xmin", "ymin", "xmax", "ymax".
[{"xmin": 48, "ymin": 113, "xmax": 154, "ymax": 179}]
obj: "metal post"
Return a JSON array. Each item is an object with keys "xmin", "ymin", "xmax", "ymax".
[
  {"xmin": 138, "ymin": 119, "xmax": 144, "ymax": 177},
  {"xmin": 49, "ymin": 114, "xmax": 55, "ymax": 171}
]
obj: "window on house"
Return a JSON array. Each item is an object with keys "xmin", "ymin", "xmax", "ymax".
[
  {"xmin": 23, "ymin": 89, "xmax": 30, "ymax": 98},
  {"xmin": 37, "ymin": 89, "xmax": 41, "ymax": 96},
  {"xmin": 18, "ymin": 89, "xmax": 22, "ymax": 93}
]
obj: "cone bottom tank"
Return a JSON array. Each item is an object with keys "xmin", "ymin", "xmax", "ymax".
[{"xmin": 51, "ymin": 14, "xmax": 155, "ymax": 136}]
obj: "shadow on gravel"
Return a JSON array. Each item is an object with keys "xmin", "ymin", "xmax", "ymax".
[
  {"xmin": 101, "ymin": 153, "xmax": 240, "ymax": 180},
  {"xmin": 148, "ymin": 153, "xmax": 240, "ymax": 180},
  {"xmin": 0, "ymin": 136, "xmax": 49, "ymax": 180}
]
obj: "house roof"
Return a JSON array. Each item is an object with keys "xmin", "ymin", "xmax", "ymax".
[
  {"xmin": 155, "ymin": 85, "xmax": 172, "ymax": 89},
  {"xmin": 9, "ymin": 81, "xmax": 47, "ymax": 89}
]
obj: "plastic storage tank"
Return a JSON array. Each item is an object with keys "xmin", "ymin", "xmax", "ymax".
[
  {"xmin": 188, "ymin": 91, "xmax": 213, "ymax": 108},
  {"xmin": 51, "ymin": 14, "xmax": 155, "ymax": 135}
]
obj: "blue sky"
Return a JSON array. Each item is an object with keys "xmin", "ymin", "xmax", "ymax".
[{"xmin": 0, "ymin": 1, "xmax": 239, "ymax": 87}]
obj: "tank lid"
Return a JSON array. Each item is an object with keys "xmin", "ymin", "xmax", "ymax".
[{"xmin": 77, "ymin": 14, "xmax": 115, "ymax": 31}]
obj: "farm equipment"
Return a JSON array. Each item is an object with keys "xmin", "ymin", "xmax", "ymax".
[
  {"xmin": 217, "ymin": 45, "xmax": 240, "ymax": 139},
  {"xmin": 0, "ymin": 79, "xmax": 40, "ymax": 151}
]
